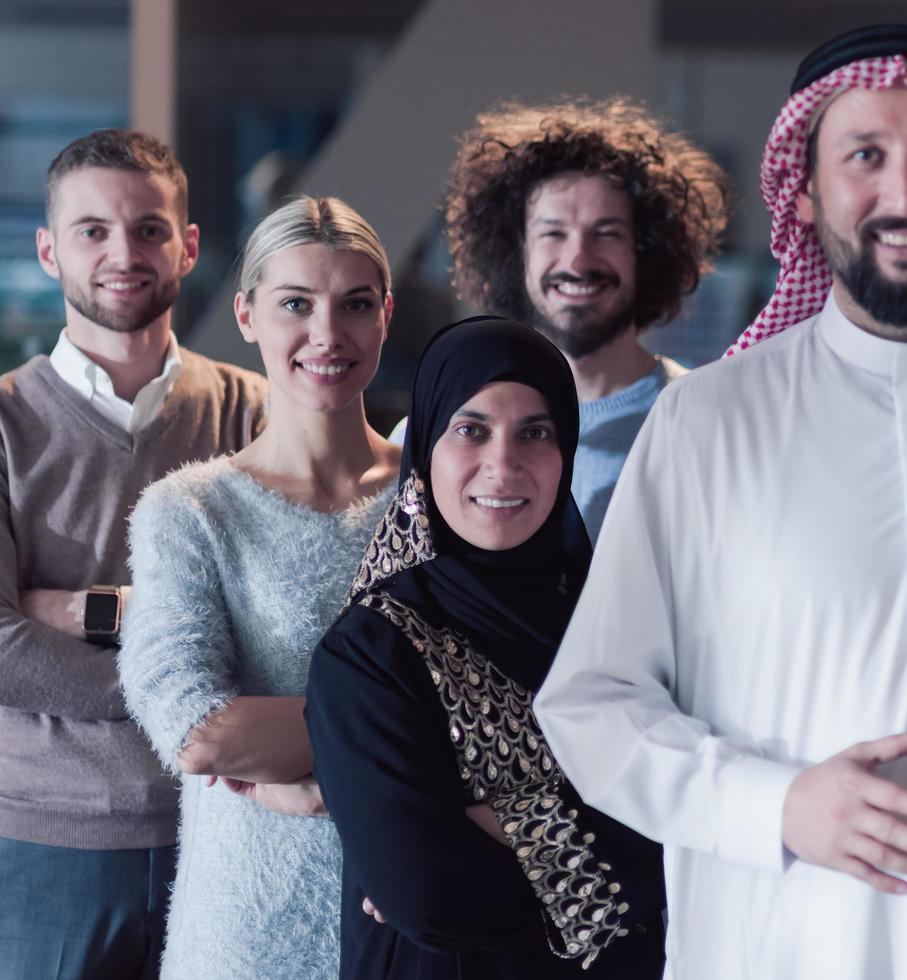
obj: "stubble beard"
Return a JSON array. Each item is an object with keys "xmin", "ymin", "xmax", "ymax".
[
  {"xmin": 60, "ymin": 270, "xmax": 180, "ymax": 333},
  {"xmin": 525, "ymin": 278, "xmax": 635, "ymax": 360},
  {"xmin": 813, "ymin": 195, "xmax": 907, "ymax": 329}
]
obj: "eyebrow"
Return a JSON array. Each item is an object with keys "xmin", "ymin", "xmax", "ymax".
[
  {"xmin": 528, "ymin": 216, "xmax": 629, "ymax": 228},
  {"xmin": 451, "ymin": 410, "xmax": 554, "ymax": 424},
  {"xmin": 839, "ymin": 129, "xmax": 889, "ymax": 143},
  {"xmin": 68, "ymin": 213, "xmax": 169, "ymax": 228},
  {"xmin": 270, "ymin": 283, "xmax": 378, "ymax": 295}
]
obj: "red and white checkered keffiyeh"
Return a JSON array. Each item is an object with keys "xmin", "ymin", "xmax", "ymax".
[{"xmin": 726, "ymin": 54, "xmax": 907, "ymax": 356}]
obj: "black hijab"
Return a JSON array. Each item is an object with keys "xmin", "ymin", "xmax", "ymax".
[{"xmin": 390, "ymin": 316, "xmax": 592, "ymax": 688}]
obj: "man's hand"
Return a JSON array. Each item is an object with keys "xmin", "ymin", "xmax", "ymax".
[
  {"xmin": 782, "ymin": 732, "xmax": 907, "ymax": 894},
  {"xmin": 19, "ymin": 589, "xmax": 87, "ymax": 638},
  {"xmin": 212, "ymin": 774, "xmax": 327, "ymax": 817}
]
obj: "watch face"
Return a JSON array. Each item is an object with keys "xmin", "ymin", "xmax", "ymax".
[{"xmin": 85, "ymin": 592, "xmax": 119, "ymax": 633}]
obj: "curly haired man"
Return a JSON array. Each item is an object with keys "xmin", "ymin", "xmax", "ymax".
[{"xmin": 445, "ymin": 99, "xmax": 728, "ymax": 538}]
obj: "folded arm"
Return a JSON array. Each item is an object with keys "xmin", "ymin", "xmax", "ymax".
[
  {"xmin": 0, "ymin": 478, "xmax": 124, "ymax": 719},
  {"xmin": 306, "ymin": 609, "xmax": 547, "ymax": 955},
  {"xmin": 177, "ymin": 695, "xmax": 311, "ymax": 782}
]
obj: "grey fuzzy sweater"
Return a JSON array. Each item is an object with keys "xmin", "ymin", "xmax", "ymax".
[{"xmin": 120, "ymin": 457, "xmax": 393, "ymax": 980}]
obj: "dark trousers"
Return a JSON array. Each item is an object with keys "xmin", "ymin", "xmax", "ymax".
[{"xmin": 0, "ymin": 837, "xmax": 176, "ymax": 980}]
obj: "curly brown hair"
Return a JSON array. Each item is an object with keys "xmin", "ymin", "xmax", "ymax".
[{"xmin": 446, "ymin": 98, "xmax": 729, "ymax": 329}]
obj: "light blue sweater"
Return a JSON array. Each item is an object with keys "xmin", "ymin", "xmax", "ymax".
[
  {"xmin": 119, "ymin": 457, "xmax": 393, "ymax": 980},
  {"xmin": 573, "ymin": 356, "xmax": 685, "ymax": 541}
]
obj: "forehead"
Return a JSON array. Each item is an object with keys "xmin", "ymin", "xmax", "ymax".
[
  {"xmin": 257, "ymin": 242, "xmax": 382, "ymax": 291},
  {"xmin": 816, "ymin": 86, "xmax": 907, "ymax": 151},
  {"xmin": 455, "ymin": 380, "xmax": 550, "ymax": 417},
  {"xmin": 525, "ymin": 172, "xmax": 631, "ymax": 224},
  {"xmin": 52, "ymin": 167, "xmax": 180, "ymax": 225}
]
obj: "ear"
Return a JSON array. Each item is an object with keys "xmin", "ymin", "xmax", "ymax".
[
  {"xmin": 179, "ymin": 223, "xmax": 200, "ymax": 276},
  {"xmin": 36, "ymin": 227, "xmax": 61, "ymax": 280},
  {"xmin": 234, "ymin": 291, "xmax": 257, "ymax": 344},
  {"xmin": 382, "ymin": 292, "xmax": 394, "ymax": 341},
  {"xmin": 796, "ymin": 182, "xmax": 815, "ymax": 225}
]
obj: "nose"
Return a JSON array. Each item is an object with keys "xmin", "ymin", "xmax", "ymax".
[
  {"xmin": 480, "ymin": 435, "xmax": 523, "ymax": 481},
  {"xmin": 560, "ymin": 231, "xmax": 597, "ymax": 275},
  {"xmin": 106, "ymin": 227, "xmax": 143, "ymax": 269},
  {"xmin": 307, "ymin": 309, "xmax": 345, "ymax": 350},
  {"xmin": 879, "ymin": 151, "xmax": 907, "ymax": 215}
]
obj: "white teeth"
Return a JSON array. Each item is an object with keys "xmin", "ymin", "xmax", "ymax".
[
  {"xmin": 556, "ymin": 282, "xmax": 599, "ymax": 296},
  {"xmin": 473, "ymin": 497, "xmax": 527, "ymax": 509},
  {"xmin": 300, "ymin": 362, "xmax": 351, "ymax": 376},
  {"xmin": 878, "ymin": 231, "xmax": 907, "ymax": 247},
  {"xmin": 103, "ymin": 281, "xmax": 146, "ymax": 291}
]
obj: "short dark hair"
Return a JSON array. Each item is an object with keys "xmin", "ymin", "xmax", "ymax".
[
  {"xmin": 446, "ymin": 99, "xmax": 729, "ymax": 329},
  {"xmin": 45, "ymin": 129, "xmax": 189, "ymax": 227}
]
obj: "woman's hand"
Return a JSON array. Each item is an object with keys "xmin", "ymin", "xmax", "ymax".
[
  {"xmin": 211, "ymin": 773, "xmax": 327, "ymax": 817},
  {"xmin": 177, "ymin": 696, "xmax": 312, "ymax": 782},
  {"xmin": 362, "ymin": 896, "xmax": 386, "ymax": 923},
  {"xmin": 465, "ymin": 803, "xmax": 508, "ymax": 845}
]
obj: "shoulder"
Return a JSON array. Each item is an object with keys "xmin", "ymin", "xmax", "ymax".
[
  {"xmin": 0, "ymin": 356, "xmax": 53, "ymax": 405},
  {"xmin": 131, "ymin": 457, "xmax": 237, "ymax": 533},
  {"xmin": 313, "ymin": 597, "xmax": 430, "ymax": 692},
  {"xmin": 655, "ymin": 317, "xmax": 816, "ymax": 421}
]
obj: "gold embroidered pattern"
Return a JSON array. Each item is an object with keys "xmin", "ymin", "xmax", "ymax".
[
  {"xmin": 360, "ymin": 589, "xmax": 627, "ymax": 968},
  {"xmin": 342, "ymin": 471, "xmax": 436, "ymax": 610}
]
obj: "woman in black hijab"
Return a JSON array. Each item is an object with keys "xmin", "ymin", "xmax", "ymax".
[{"xmin": 304, "ymin": 317, "xmax": 665, "ymax": 979}]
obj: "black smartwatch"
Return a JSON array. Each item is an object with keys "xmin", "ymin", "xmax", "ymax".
[{"xmin": 83, "ymin": 585, "xmax": 122, "ymax": 645}]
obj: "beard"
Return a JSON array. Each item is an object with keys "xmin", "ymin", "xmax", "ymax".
[
  {"xmin": 525, "ymin": 271, "xmax": 635, "ymax": 359},
  {"xmin": 813, "ymin": 200, "xmax": 907, "ymax": 329},
  {"xmin": 59, "ymin": 267, "xmax": 180, "ymax": 333}
]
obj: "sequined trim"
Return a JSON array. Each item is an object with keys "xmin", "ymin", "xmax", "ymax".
[
  {"xmin": 342, "ymin": 470, "xmax": 436, "ymax": 610},
  {"xmin": 360, "ymin": 590, "xmax": 627, "ymax": 967}
]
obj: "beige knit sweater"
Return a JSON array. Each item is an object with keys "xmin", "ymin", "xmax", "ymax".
[{"xmin": 0, "ymin": 350, "xmax": 267, "ymax": 849}]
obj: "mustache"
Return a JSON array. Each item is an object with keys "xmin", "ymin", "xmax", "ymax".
[
  {"xmin": 96, "ymin": 263, "xmax": 157, "ymax": 277},
  {"xmin": 541, "ymin": 270, "xmax": 619, "ymax": 292}
]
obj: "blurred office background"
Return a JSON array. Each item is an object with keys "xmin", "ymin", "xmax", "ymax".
[{"xmin": 0, "ymin": 0, "xmax": 903, "ymax": 429}]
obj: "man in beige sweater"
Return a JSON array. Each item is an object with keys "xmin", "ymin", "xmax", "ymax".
[{"xmin": 0, "ymin": 129, "xmax": 267, "ymax": 978}]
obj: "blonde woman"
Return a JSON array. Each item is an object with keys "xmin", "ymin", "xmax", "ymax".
[{"xmin": 119, "ymin": 196, "xmax": 400, "ymax": 979}]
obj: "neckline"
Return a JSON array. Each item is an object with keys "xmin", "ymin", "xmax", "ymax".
[
  {"xmin": 220, "ymin": 457, "xmax": 394, "ymax": 520},
  {"xmin": 818, "ymin": 289, "xmax": 907, "ymax": 382},
  {"xmin": 578, "ymin": 360, "xmax": 667, "ymax": 418}
]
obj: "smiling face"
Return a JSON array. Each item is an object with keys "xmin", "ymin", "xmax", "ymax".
[
  {"xmin": 36, "ymin": 167, "xmax": 198, "ymax": 333},
  {"xmin": 798, "ymin": 86, "xmax": 907, "ymax": 335},
  {"xmin": 429, "ymin": 381, "xmax": 563, "ymax": 552},
  {"xmin": 234, "ymin": 243, "xmax": 391, "ymax": 414},
  {"xmin": 522, "ymin": 172, "xmax": 637, "ymax": 359}
]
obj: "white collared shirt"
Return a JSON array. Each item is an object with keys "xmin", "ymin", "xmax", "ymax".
[
  {"xmin": 49, "ymin": 330, "xmax": 182, "ymax": 433},
  {"xmin": 536, "ymin": 290, "xmax": 907, "ymax": 980}
]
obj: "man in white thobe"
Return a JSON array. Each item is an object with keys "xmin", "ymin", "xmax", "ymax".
[{"xmin": 535, "ymin": 24, "xmax": 907, "ymax": 980}]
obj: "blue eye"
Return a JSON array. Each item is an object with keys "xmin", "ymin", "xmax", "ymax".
[{"xmin": 281, "ymin": 297, "xmax": 311, "ymax": 314}]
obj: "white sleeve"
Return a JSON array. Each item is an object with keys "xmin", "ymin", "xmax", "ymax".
[{"xmin": 535, "ymin": 389, "xmax": 801, "ymax": 875}]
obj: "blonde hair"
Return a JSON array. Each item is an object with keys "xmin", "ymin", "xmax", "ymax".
[{"xmin": 238, "ymin": 195, "xmax": 391, "ymax": 299}]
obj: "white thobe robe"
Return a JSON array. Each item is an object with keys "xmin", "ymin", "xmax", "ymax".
[{"xmin": 535, "ymin": 290, "xmax": 907, "ymax": 980}]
